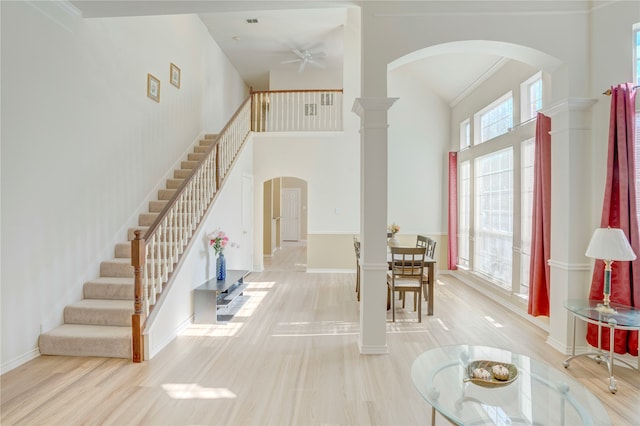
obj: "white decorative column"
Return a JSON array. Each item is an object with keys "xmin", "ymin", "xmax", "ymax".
[
  {"xmin": 545, "ymin": 97, "xmax": 597, "ymax": 354},
  {"xmin": 352, "ymin": 97, "xmax": 397, "ymax": 354}
]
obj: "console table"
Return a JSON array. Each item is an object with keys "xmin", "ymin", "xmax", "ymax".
[
  {"xmin": 563, "ymin": 299, "xmax": 640, "ymax": 393},
  {"xmin": 411, "ymin": 345, "xmax": 610, "ymax": 426},
  {"xmin": 193, "ymin": 270, "xmax": 249, "ymax": 323}
]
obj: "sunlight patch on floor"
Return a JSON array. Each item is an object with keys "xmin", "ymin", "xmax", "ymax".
[
  {"xmin": 245, "ymin": 280, "xmax": 276, "ymax": 289},
  {"xmin": 484, "ymin": 316, "xmax": 504, "ymax": 328},
  {"xmin": 436, "ymin": 318, "xmax": 450, "ymax": 331},
  {"xmin": 273, "ymin": 320, "xmax": 360, "ymax": 337},
  {"xmin": 162, "ymin": 383, "xmax": 237, "ymax": 400},
  {"xmin": 232, "ymin": 287, "xmax": 267, "ymax": 318},
  {"xmin": 179, "ymin": 322, "xmax": 244, "ymax": 337}
]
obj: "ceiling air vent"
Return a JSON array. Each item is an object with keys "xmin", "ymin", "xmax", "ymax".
[{"xmin": 246, "ymin": 18, "xmax": 258, "ymax": 24}]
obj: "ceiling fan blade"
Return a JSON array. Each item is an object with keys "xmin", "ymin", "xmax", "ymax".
[
  {"xmin": 292, "ymin": 49, "xmax": 306, "ymax": 59},
  {"xmin": 298, "ymin": 61, "xmax": 307, "ymax": 73},
  {"xmin": 280, "ymin": 58, "xmax": 302, "ymax": 64},
  {"xmin": 310, "ymin": 51, "xmax": 327, "ymax": 59},
  {"xmin": 308, "ymin": 60, "xmax": 326, "ymax": 70}
]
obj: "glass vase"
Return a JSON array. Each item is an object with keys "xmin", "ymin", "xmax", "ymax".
[{"xmin": 216, "ymin": 253, "xmax": 226, "ymax": 280}]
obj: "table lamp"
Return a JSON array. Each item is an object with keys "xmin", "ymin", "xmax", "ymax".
[{"xmin": 585, "ymin": 227, "xmax": 636, "ymax": 314}]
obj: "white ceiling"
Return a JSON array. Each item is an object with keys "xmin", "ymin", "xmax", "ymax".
[
  {"xmin": 199, "ymin": 8, "xmax": 348, "ymax": 91},
  {"xmin": 70, "ymin": 1, "xmax": 506, "ymax": 101}
]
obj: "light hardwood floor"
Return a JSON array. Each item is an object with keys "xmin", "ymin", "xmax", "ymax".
[{"xmin": 2, "ymin": 244, "xmax": 639, "ymax": 425}]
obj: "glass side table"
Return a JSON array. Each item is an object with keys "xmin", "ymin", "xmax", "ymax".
[
  {"xmin": 411, "ymin": 345, "xmax": 610, "ymax": 425},
  {"xmin": 563, "ymin": 299, "xmax": 640, "ymax": 393}
]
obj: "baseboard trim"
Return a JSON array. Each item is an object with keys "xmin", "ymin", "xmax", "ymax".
[
  {"xmin": 306, "ymin": 268, "xmax": 353, "ymax": 273},
  {"xmin": 358, "ymin": 341, "xmax": 388, "ymax": 355},
  {"xmin": 146, "ymin": 315, "xmax": 193, "ymax": 360},
  {"xmin": 1, "ymin": 347, "xmax": 41, "ymax": 375}
]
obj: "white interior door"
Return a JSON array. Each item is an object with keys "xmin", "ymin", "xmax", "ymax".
[{"xmin": 281, "ymin": 188, "xmax": 300, "ymax": 241}]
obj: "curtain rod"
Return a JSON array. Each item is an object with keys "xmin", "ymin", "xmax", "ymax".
[{"xmin": 602, "ymin": 85, "xmax": 639, "ymax": 95}]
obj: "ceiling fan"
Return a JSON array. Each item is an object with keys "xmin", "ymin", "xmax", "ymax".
[{"xmin": 280, "ymin": 48, "xmax": 327, "ymax": 73}]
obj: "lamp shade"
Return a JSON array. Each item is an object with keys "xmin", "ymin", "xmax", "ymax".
[{"xmin": 585, "ymin": 228, "xmax": 637, "ymax": 261}]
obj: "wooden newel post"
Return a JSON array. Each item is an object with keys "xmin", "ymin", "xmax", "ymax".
[{"xmin": 131, "ymin": 230, "xmax": 146, "ymax": 363}]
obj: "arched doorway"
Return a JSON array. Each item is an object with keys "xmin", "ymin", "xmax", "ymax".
[{"xmin": 262, "ymin": 176, "xmax": 308, "ymax": 256}]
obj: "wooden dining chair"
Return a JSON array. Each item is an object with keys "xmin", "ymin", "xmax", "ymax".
[
  {"xmin": 353, "ymin": 236, "xmax": 361, "ymax": 301},
  {"xmin": 416, "ymin": 235, "xmax": 436, "ymax": 303},
  {"xmin": 387, "ymin": 246, "xmax": 426, "ymax": 322},
  {"xmin": 416, "ymin": 234, "xmax": 428, "ymax": 250}
]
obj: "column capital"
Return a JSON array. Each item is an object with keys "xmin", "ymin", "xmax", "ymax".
[
  {"xmin": 543, "ymin": 97, "xmax": 597, "ymax": 117},
  {"xmin": 351, "ymin": 97, "xmax": 398, "ymax": 117}
]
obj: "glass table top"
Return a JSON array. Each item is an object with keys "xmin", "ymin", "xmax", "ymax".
[
  {"xmin": 411, "ymin": 345, "xmax": 611, "ymax": 426},
  {"xmin": 564, "ymin": 299, "xmax": 640, "ymax": 328}
]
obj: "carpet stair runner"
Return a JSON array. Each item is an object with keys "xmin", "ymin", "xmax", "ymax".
[{"xmin": 38, "ymin": 135, "xmax": 217, "ymax": 359}]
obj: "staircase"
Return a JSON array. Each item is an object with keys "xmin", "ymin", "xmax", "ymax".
[{"xmin": 38, "ymin": 135, "xmax": 218, "ymax": 358}]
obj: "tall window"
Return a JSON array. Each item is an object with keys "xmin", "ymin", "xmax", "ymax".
[
  {"xmin": 521, "ymin": 72, "xmax": 543, "ymax": 122},
  {"xmin": 459, "ymin": 161, "xmax": 471, "ymax": 268},
  {"xmin": 520, "ymin": 138, "xmax": 535, "ymax": 295},
  {"xmin": 474, "ymin": 148, "xmax": 513, "ymax": 288},
  {"xmin": 476, "ymin": 93, "xmax": 513, "ymax": 144},
  {"xmin": 460, "ymin": 119, "xmax": 471, "ymax": 150}
]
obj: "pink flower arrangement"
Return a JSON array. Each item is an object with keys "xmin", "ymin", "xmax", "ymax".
[{"xmin": 209, "ymin": 229, "xmax": 230, "ymax": 256}]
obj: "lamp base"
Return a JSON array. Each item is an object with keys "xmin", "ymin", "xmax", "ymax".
[{"xmin": 595, "ymin": 303, "xmax": 617, "ymax": 315}]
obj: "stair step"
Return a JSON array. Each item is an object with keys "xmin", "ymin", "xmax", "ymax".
[
  {"xmin": 158, "ymin": 188, "xmax": 176, "ymax": 200},
  {"xmin": 149, "ymin": 200, "xmax": 168, "ymax": 213},
  {"xmin": 114, "ymin": 242, "xmax": 131, "ymax": 258},
  {"xmin": 39, "ymin": 324, "xmax": 131, "ymax": 358},
  {"xmin": 139, "ymin": 212, "xmax": 159, "ymax": 226},
  {"xmin": 166, "ymin": 178, "xmax": 184, "ymax": 189},
  {"xmin": 187, "ymin": 152, "xmax": 204, "ymax": 161},
  {"xmin": 193, "ymin": 145, "xmax": 210, "ymax": 154},
  {"xmin": 100, "ymin": 258, "xmax": 134, "ymax": 278},
  {"xmin": 174, "ymin": 169, "xmax": 191, "ymax": 179},
  {"xmin": 181, "ymin": 160, "xmax": 198, "ymax": 170},
  {"xmin": 204, "ymin": 133, "xmax": 217, "ymax": 139},
  {"xmin": 64, "ymin": 299, "xmax": 133, "ymax": 326},
  {"xmin": 115, "ymin": 241, "xmax": 173, "ymax": 259},
  {"xmin": 83, "ymin": 277, "xmax": 134, "ymax": 300}
]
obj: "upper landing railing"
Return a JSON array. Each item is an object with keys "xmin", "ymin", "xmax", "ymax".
[
  {"xmin": 131, "ymin": 89, "xmax": 342, "ymax": 362},
  {"xmin": 251, "ymin": 89, "xmax": 343, "ymax": 133}
]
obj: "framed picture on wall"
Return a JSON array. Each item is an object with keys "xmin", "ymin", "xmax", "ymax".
[
  {"xmin": 147, "ymin": 73, "xmax": 160, "ymax": 102},
  {"xmin": 170, "ymin": 63, "xmax": 181, "ymax": 88}
]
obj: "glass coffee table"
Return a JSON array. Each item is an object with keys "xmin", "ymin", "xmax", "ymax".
[{"xmin": 411, "ymin": 345, "xmax": 610, "ymax": 425}]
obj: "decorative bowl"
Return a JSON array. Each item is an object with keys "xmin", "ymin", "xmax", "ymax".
[{"xmin": 464, "ymin": 360, "xmax": 518, "ymax": 388}]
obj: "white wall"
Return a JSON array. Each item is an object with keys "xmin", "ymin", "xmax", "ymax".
[
  {"xmin": 269, "ymin": 67, "xmax": 342, "ymax": 91},
  {"xmin": 0, "ymin": 2, "xmax": 246, "ymax": 372},
  {"xmin": 388, "ymin": 72, "xmax": 450, "ymax": 236}
]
